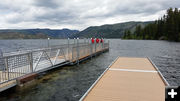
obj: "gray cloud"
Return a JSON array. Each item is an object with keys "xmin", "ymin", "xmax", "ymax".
[
  {"xmin": 0, "ymin": 0, "xmax": 180, "ymax": 30},
  {"xmin": 33, "ymin": 0, "xmax": 59, "ymax": 8}
]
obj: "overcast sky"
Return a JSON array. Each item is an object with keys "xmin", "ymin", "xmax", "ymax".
[{"xmin": 0, "ymin": 0, "xmax": 179, "ymax": 30}]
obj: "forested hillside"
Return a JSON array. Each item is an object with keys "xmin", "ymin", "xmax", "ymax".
[
  {"xmin": 0, "ymin": 29, "xmax": 79, "ymax": 39},
  {"xmin": 72, "ymin": 21, "xmax": 152, "ymax": 38},
  {"xmin": 123, "ymin": 8, "xmax": 180, "ymax": 41},
  {"xmin": 0, "ymin": 32, "xmax": 50, "ymax": 39}
]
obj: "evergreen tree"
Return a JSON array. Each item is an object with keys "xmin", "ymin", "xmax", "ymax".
[
  {"xmin": 134, "ymin": 25, "xmax": 142, "ymax": 39},
  {"xmin": 124, "ymin": 7, "xmax": 180, "ymax": 41}
]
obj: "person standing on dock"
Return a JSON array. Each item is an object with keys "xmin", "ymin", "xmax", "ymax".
[
  {"xmin": 100, "ymin": 38, "xmax": 104, "ymax": 43},
  {"xmin": 96, "ymin": 38, "xmax": 99, "ymax": 43},
  {"xmin": 91, "ymin": 38, "xmax": 95, "ymax": 44}
]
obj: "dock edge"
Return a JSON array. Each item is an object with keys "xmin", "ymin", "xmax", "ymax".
[{"xmin": 79, "ymin": 56, "xmax": 119, "ymax": 101}]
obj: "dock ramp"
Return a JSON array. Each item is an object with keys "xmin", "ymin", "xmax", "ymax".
[{"xmin": 80, "ymin": 57, "xmax": 169, "ymax": 101}]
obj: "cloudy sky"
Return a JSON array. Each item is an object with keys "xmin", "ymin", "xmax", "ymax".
[{"xmin": 0, "ymin": 0, "xmax": 179, "ymax": 30}]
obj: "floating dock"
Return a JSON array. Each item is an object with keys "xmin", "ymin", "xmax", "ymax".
[
  {"xmin": 0, "ymin": 39, "xmax": 109, "ymax": 92},
  {"xmin": 80, "ymin": 57, "xmax": 169, "ymax": 101}
]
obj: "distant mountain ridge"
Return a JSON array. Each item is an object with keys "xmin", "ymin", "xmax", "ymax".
[
  {"xmin": 0, "ymin": 28, "xmax": 79, "ymax": 39},
  {"xmin": 72, "ymin": 21, "xmax": 153, "ymax": 38},
  {"xmin": 0, "ymin": 21, "xmax": 153, "ymax": 39}
]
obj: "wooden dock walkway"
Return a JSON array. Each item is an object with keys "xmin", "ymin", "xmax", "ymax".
[{"xmin": 80, "ymin": 57, "xmax": 169, "ymax": 101}]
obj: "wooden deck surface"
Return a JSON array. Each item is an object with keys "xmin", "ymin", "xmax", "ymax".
[
  {"xmin": 0, "ymin": 80, "xmax": 16, "ymax": 92},
  {"xmin": 82, "ymin": 57, "xmax": 167, "ymax": 101}
]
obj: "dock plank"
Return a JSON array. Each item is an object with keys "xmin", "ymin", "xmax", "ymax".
[
  {"xmin": 110, "ymin": 57, "xmax": 156, "ymax": 71},
  {"xmin": 0, "ymin": 80, "xmax": 16, "ymax": 92},
  {"xmin": 82, "ymin": 57, "xmax": 167, "ymax": 101}
]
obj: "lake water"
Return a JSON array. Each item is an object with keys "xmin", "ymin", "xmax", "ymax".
[{"xmin": 0, "ymin": 39, "xmax": 180, "ymax": 101}]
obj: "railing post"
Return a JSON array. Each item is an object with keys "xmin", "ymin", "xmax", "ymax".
[
  {"xmin": 76, "ymin": 38, "xmax": 79, "ymax": 65},
  {"xmin": 101, "ymin": 40, "xmax": 102, "ymax": 50},
  {"xmin": 48, "ymin": 38, "xmax": 50, "ymax": 48},
  {"xmin": 28, "ymin": 52, "xmax": 33, "ymax": 73},
  {"xmin": 74, "ymin": 38, "xmax": 76, "ymax": 46},
  {"xmin": 68, "ymin": 38, "xmax": 70, "ymax": 60},
  {"xmin": 72, "ymin": 47, "xmax": 74, "ymax": 62},
  {"xmin": 84, "ymin": 38, "xmax": 86, "ymax": 44},
  {"xmin": 91, "ymin": 43, "xmax": 93, "ymax": 59},
  {"xmin": 84, "ymin": 38, "xmax": 86, "ymax": 56},
  {"xmin": 103, "ymin": 38, "xmax": 104, "ymax": 49},
  {"xmin": 88, "ymin": 38, "xmax": 89, "ymax": 44},
  {"xmin": 90, "ymin": 38, "xmax": 93, "ymax": 59},
  {"xmin": 5, "ymin": 57, "xmax": 9, "ymax": 80},
  {"xmin": 86, "ymin": 38, "xmax": 88, "ymax": 55},
  {"xmin": 95, "ymin": 38, "xmax": 97, "ymax": 56}
]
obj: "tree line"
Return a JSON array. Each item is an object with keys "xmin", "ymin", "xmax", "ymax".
[
  {"xmin": 123, "ymin": 8, "xmax": 180, "ymax": 41},
  {"xmin": 0, "ymin": 32, "xmax": 50, "ymax": 39}
]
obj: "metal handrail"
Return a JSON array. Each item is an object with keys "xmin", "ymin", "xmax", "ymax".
[{"xmin": 0, "ymin": 39, "xmax": 109, "ymax": 87}]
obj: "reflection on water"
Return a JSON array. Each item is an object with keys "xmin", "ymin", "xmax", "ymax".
[{"xmin": 0, "ymin": 39, "xmax": 180, "ymax": 101}]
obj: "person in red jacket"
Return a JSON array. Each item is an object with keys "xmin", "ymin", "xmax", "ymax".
[
  {"xmin": 96, "ymin": 38, "xmax": 99, "ymax": 43},
  {"xmin": 91, "ymin": 38, "xmax": 95, "ymax": 44},
  {"xmin": 100, "ymin": 38, "xmax": 104, "ymax": 43}
]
